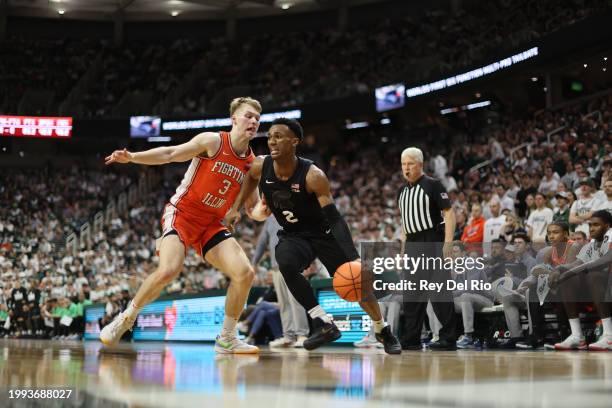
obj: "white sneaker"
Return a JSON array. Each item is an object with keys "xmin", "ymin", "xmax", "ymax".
[
  {"xmin": 554, "ymin": 334, "xmax": 587, "ymax": 351},
  {"xmin": 354, "ymin": 335, "xmax": 378, "ymax": 348},
  {"xmin": 214, "ymin": 335, "xmax": 260, "ymax": 354},
  {"xmin": 588, "ymin": 334, "xmax": 612, "ymax": 351},
  {"xmin": 100, "ymin": 312, "xmax": 136, "ymax": 347},
  {"xmin": 293, "ymin": 336, "xmax": 308, "ymax": 348},
  {"xmin": 269, "ymin": 336, "xmax": 295, "ymax": 348}
]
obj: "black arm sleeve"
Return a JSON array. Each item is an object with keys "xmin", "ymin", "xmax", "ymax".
[{"xmin": 322, "ymin": 204, "xmax": 359, "ymax": 261}]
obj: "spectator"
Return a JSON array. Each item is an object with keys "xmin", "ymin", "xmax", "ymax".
[
  {"xmin": 538, "ymin": 166, "xmax": 560, "ymax": 197},
  {"xmin": 516, "ymin": 175, "xmax": 537, "ymax": 218},
  {"xmin": 461, "ymin": 203, "xmax": 485, "ymax": 252},
  {"xmin": 553, "ymin": 191, "xmax": 571, "ymax": 224},
  {"xmin": 483, "ymin": 199, "xmax": 506, "ymax": 247},
  {"xmin": 569, "ymin": 178, "xmax": 601, "ymax": 235},
  {"xmin": 526, "ymin": 193, "xmax": 554, "ymax": 244},
  {"xmin": 593, "ymin": 178, "xmax": 612, "ymax": 212}
]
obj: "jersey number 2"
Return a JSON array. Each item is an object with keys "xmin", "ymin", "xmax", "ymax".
[{"xmin": 282, "ymin": 211, "xmax": 298, "ymax": 223}]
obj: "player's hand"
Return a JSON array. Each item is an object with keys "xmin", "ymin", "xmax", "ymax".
[
  {"xmin": 105, "ymin": 148, "xmax": 133, "ymax": 165},
  {"xmin": 548, "ymin": 270, "xmax": 561, "ymax": 288},
  {"xmin": 224, "ymin": 208, "xmax": 241, "ymax": 233},
  {"xmin": 516, "ymin": 285, "xmax": 528, "ymax": 295}
]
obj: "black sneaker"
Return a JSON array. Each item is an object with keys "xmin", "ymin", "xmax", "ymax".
[
  {"xmin": 375, "ymin": 326, "xmax": 402, "ymax": 355},
  {"xmin": 496, "ymin": 338, "xmax": 520, "ymax": 349},
  {"xmin": 401, "ymin": 342, "xmax": 423, "ymax": 351},
  {"xmin": 303, "ymin": 319, "xmax": 341, "ymax": 350},
  {"xmin": 516, "ymin": 338, "xmax": 545, "ymax": 350},
  {"xmin": 428, "ymin": 339, "xmax": 457, "ymax": 351}
]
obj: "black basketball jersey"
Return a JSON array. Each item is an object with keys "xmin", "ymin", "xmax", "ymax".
[{"xmin": 259, "ymin": 155, "xmax": 327, "ymax": 233}]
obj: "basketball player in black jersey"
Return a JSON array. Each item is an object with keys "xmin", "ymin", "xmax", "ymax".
[{"xmin": 225, "ymin": 118, "xmax": 401, "ymax": 354}]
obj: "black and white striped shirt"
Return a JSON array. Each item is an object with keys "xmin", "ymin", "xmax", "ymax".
[{"xmin": 397, "ymin": 174, "xmax": 451, "ymax": 235}]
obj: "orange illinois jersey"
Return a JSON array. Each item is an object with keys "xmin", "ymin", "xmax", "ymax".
[
  {"xmin": 169, "ymin": 131, "xmax": 254, "ymax": 219},
  {"xmin": 551, "ymin": 240, "xmax": 574, "ymax": 267}
]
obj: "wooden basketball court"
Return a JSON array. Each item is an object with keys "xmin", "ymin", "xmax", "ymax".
[{"xmin": 0, "ymin": 339, "xmax": 610, "ymax": 407}]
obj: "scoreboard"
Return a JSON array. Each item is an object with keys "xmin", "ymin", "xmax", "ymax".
[{"xmin": 0, "ymin": 115, "xmax": 73, "ymax": 138}]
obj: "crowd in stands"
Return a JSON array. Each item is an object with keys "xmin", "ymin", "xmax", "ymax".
[{"xmin": 1, "ymin": 0, "xmax": 609, "ymax": 118}]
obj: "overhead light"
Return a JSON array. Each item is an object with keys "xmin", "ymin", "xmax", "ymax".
[
  {"xmin": 583, "ymin": 63, "xmax": 588, "ymax": 68},
  {"xmin": 605, "ymin": 57, "xmax": 608, "ymax": 61},
  {"xmin": 440, "ymin": 100, "xmax": 491, "ymax": 115},
  {"xmin": 531, "ymin": 77, "xmax": 538, "ymax": 82},
  {"xmin": 475, "ymin": 92, "xmax": 481, "ymax": 98},
  {"xmin": 170, "ymin": 10, "xmax": 179, "ymax": 17},
  {"xmin": 281, "ymin": 3, "xmax": 291, "ymax": 9},
  {"xmin": 380, "ymin": 118, "xmax": 391, "ymax": 125},
  {"xmin": 543, "ymin": 87, "xmax": 548, "ymax": 92},
  {"xmin": 345, "ymin": 121, "xmax": 369, "ymax": 130},
  {"xmin": 604, "ymin": 68, "xmax": 608, "ymax": 72},
  {"xmin": 58, "ymin": 9, "xmax": 65, "ymax": 15}
]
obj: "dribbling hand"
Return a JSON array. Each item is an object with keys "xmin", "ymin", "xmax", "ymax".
[
  {"xmin": 224, "ymin": 208, "xmax": 241, "ymax": 233},
  {"xmin": 105, "ymin": 148, "xmax": 133, "ymax": 165}
]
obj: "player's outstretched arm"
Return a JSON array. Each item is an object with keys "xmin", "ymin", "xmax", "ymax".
[
  {"xmin": 104, "ymin": 132, "xmax": 218, "ymax": 166},
  {"xmin": 307, "ymin": 166, "xmax": 357, "ymax": 260},
  {"xmin": 225, "ymin": 156, "xmax": 265, "ymax": 231}
]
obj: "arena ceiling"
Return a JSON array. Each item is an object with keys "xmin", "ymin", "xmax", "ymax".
[{"xmin": 5, "ymin": 0, "xmax": 393, "ymax": 21}]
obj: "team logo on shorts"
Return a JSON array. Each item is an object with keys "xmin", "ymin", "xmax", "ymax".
[{"xmin": 441, "ymin": 192, "xmax": 448, "ymax": 199}]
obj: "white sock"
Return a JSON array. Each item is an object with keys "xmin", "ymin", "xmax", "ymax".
[
  {"xmin": 221, "ymin": 316, "xmax": 238, "ymax": 339},
  {"xmin": 372, "ymin": 319, "xmax": 387, "ymax": 334},
  {"xmin": 125, "ymin": 300, "xmax": 142, "ymax": 320},
  {"xmin": 602, "ymin": 317, "xmax": 612, "ymax": 336},
  {"xmin": 308, "ymin": 305, "xmax": 332, "ymax": 324},
  {"xmin": 569, "ymin": 318, "xmax": 583, "ymax": 338}
]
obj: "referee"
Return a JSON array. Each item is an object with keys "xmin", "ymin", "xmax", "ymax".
[{"xmin": 397, "ymin": 147, "xmax": 457, "ymax": 350}]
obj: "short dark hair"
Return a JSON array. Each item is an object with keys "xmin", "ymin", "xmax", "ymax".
[
  {"xmin": 592, "ymin": 209, "xmax": 612, "ymax": 226},
  {"xmin": 513, "ymin": 232, "xmax": 531, "ymax": 243},
  {"xmin": 548, "ymin": 221, "xmax": 570, "ymax": 233},
  {"xmin": 271, "ymin": 118, "xmax": 303, "ymax": 140}
]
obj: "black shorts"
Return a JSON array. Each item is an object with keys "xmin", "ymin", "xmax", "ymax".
[{"xmin": 275, "ymin": 230, "xmax": 358, "ymax": 275}]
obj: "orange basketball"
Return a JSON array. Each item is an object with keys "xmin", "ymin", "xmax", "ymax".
[{"xmin": 333, "ymin": 261, "xmax": 368, "ymax": 302}]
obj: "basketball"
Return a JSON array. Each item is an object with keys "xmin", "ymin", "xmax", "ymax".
[{"xmin": 333, "ymin": 261, "xmax": 366, "ymax": 302}]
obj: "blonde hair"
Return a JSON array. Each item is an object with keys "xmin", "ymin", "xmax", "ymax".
[{"xmin": 229, "ymin": 97, "xmax": 262, "ymax": 116}]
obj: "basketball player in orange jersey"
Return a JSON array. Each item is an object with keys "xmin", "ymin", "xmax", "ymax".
[
  {"xmin": 225, "ymin": 118, "xmax": 401, "ymax": 354},
  {"xmin": 507, "ymin": 221, "xmax": 577, "ymax": 349},
  {"xmin": 100, "ymin": 97, "xmax": 263, "ymax": 354}
]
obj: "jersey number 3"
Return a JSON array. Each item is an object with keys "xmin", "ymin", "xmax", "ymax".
[
  {"xmin": 282, "ymin": 210, "xmax": 299, "ymax": 223},
  {"xmin": 218, "ymin": 180, "xmax": 232, "ymax": 195}
]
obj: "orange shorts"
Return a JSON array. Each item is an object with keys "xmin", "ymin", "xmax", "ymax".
[{"xmin": 160, "ymin": 203, "xmax": 231, "ymax": 257}]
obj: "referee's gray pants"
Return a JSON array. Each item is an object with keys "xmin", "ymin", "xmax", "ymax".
[{"xmin": 272, "ymin": 269, "xmax": 309, "ymax": 339}]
